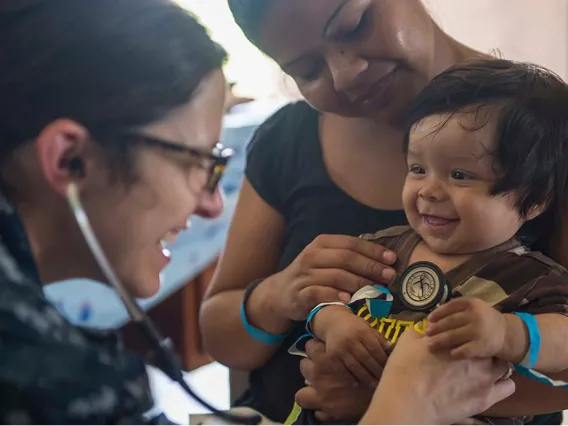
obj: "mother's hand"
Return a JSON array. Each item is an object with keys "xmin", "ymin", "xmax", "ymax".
[
  {"xmin": 266, "ymin": 235, "xmax": 396, "ymax": 322},
  {"xmin": 295, "ymin": 339, "xmax": 379, "ymax": 422}
]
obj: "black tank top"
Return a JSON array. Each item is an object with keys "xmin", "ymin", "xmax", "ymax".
[{"xmin": 235, "ymin": 101, "xmax": 407, "ymax": 422}]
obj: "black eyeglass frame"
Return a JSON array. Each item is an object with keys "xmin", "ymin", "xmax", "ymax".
[{"xmin": 116, "ymin": 131, "xmax": 235, "ymax": 193}]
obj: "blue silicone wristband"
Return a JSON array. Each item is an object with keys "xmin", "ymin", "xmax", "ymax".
[
  {"xmin": 305, "ymin": 302, "xmax": 349, "ymax": 338},
  {"xmin": 306, "ymin": 304, "xmax": 328, "ymax": 338},
  {"xmin": 240, "ymin": 300, "xmax": 287, "ymax": 345},
  {"xmin": 513, "ymin": 312, "xmax": 540, "ymax": 369}
]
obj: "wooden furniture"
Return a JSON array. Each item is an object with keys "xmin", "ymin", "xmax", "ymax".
[{"xmin": 121, "ymin": 259, "xmax": 218, "ymax": 372}]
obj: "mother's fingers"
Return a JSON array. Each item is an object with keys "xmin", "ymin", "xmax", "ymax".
[
  {"xmin": 337, "ymin": 352, "xmax": 378, "ymax": 387},
  {"xmin": 311, "ymin": 235, "xmax": 397, "ymax": 264},
  {"xmin": 297, "ymin": 284, "xmax": 351, "ymax": 307},
  {"xmin": 362, "ymin": 332, "xmax": 389, "ymax": 366},
  {"xmin": 297, "ymin": 269, "xmax": 385, "ymax": 304},
  {"xmin": 299, "ymin": 357, "xmax": 315, "ymax": 384},
  {"xmin": 311, "ymin": 249, "xmax": 396, "ymax": 283},
  {"xmin": 295, "ymin": 386, "xmax": 321, "ymax": 411},
  {"xmin": 302, "ymin": 339, "xmax": 357, "ymax": 385},
  {"xmin": 304, "ymin": 338, "xmax": 327, "ymax": 361},
  {"xmin": 314, "ymin": 410, "xmax": 332, "ymax": 423}
]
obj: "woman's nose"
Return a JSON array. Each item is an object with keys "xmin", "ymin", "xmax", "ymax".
[
  {"xmin": 194, "ymin": 187, "xmax": 224, "ymax": 219},
  {"xmin": 327, "ymin": 49, "xmax": 368, "ymax": 93}
]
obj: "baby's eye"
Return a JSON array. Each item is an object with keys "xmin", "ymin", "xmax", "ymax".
[
  {"xmin": 409, "ymin": 165, "xmax": 425, "ymax": 175},
  {"xmin": 451, "ymin": 170, "xmax": 474, "ymax": 180}
]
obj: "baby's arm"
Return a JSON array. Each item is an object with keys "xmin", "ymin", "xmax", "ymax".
[
  {"xmin": 426, "ymin": 274, "xmax": 568, "ymax": 419},
  {"xmin": 426, "ymin": 297, "xmax": 568, "ymax": 373},
  {"xmin": 500, "ymin": 313, "xmax": 568, "ymax": 373},
  {"xmin": 309, "ymin": 305, "xmax": 389, "ymax": 387},
  {"xmin": 309, "ymin": 304, "xmax": 351, "ymax": 340}
]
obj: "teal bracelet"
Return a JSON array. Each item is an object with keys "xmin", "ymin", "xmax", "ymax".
[
  {"xmin": 513, "ymin": 312, "xmax": 540, "ymax": 369},
  {"xmin": 305, "ymin": 302, "xmax": 347, "ymax": 338},
  {"xmin": 241, "ymin": 279, "xmax": 288, "ymax": 345}
]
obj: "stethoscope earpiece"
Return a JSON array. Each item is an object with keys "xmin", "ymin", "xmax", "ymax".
[{"xmin": 68, "ymin": 157, "xmax": 85, "ymax": 178}]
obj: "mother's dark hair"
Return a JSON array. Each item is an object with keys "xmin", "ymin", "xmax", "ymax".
[
  {"xmin": 0, "ymin": 0, "xmax": 226, "ymax": 172},
  {"xmin": 228, "ymin": 0, "xmax": 273, "ymax": 45}
]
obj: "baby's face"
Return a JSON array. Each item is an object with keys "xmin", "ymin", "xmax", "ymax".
[{"xmin": 402, "ymin": 112, "xmax": 525, "ymax": 255}]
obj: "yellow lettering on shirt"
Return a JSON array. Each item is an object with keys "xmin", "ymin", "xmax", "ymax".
[{"xmin": 356, "ymin": 305, "xmax": 427, "ymax": 343}]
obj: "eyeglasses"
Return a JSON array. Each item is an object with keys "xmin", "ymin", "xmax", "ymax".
[{"xmin": 118, "ymin": 132, "xmax": 235, "ymax": 193}]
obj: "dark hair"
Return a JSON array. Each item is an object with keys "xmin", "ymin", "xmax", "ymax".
[
  {"xmin": 228, "ymin": 0, "xmax": 273, "ymax": 45},
  {"xmin": 403, "ymin": 59, "xmax": 568, "ymax": 250},
  {"xmin": 0, "ymin": 0, "xmax": 226, "ymax": 183}
]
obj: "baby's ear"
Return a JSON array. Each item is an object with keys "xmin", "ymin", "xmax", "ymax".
[{"xmin": 525, "ymin": 204, "xmax": 546, "ymax": 221}]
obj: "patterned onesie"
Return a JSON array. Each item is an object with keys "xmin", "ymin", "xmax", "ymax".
[{"xmin": 287, "ymin": 226, "xmax": 568, "ymax": 425}]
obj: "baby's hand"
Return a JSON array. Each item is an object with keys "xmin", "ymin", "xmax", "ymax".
[
  {"xmin": 315, "ymin": 306, "xmax": 389, "ymax": 387},
  {"xmin": 425, "ymin": 298, "xmax": 507, "ymax": 359}
]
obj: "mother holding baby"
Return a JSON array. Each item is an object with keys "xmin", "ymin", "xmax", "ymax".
[{"xmin": 201, "ymin": 0, "xmax": 568, "ymax": 424}]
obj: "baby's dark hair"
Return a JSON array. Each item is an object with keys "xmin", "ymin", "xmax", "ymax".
[
  {"xmin": 403, "ymin": 59, "xmax": 568, "ymax": 249},
  {"xmin": 228, "ymin": 0, "xmax": 274, "ymax": 45}
]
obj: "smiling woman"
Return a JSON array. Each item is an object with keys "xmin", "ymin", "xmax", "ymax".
[
  {"xmin": 230, "ymin": 0, "xmax": 478, "ymax": 124},
  {"xmin": 0, "ymin": 0, "xmax": 231, "ymax": 423}
]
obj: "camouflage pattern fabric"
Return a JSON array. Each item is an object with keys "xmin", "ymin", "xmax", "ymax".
[{"xmin": 0, "ymin": 194, "xmax": 168, "ymax": 424}]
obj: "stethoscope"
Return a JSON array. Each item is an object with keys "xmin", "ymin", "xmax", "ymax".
[{"xmin": 66, "ymin": 182, "xmax": 260, "ymax": 425}]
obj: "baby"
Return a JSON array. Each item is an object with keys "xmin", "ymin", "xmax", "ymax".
[{"xmin": 287, "ymin": 59, "xmax": 568, "ymax": 425}]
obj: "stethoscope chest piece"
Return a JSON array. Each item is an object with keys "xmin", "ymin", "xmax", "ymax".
[{"xmin": 397, "ymin": 261, "xmax": 451, "ymax": 312}]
